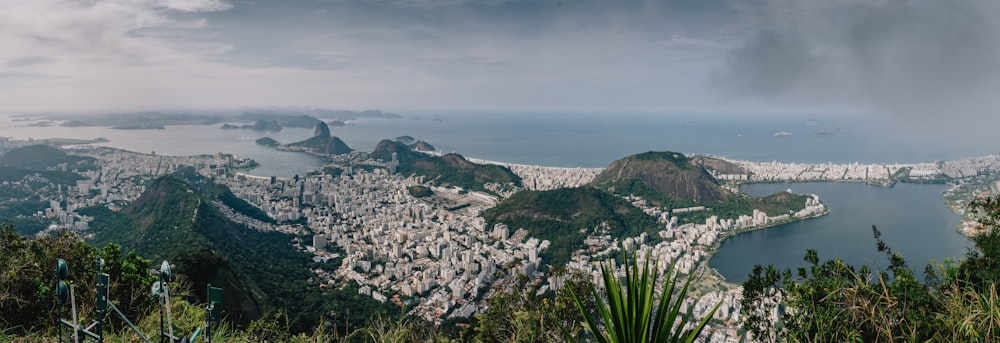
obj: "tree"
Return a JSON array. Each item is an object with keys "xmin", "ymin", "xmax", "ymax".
[
  {"xmin": 473, "ymin": 271, "xmax": 593, "ymax": 342},
  {"xmin": 959, "ymin": 195, "xmax": 1000, "ymax": 290},
  {"xmin": 740, "ymin": 220, "xmax": 1000, "ymax": 342},
  {"xmin": 0, "ymin": 224, "xmax": 95, "ymax": 334},
  {"xmin": 98, "ymin": 243, "xmax": 157, "ymax": 323}
]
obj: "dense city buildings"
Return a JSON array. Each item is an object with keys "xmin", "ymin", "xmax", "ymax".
[{"xmin": 15, "ymin": 139, "xmax": 1000, "ymax": 342}]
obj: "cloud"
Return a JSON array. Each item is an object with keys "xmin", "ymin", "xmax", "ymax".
[
  {"xmin": 6, "ymin": 56, "xmax": 54, "ymax": 67},
  {"xmin": 717, "ymin": 0, "xmax": 1000, "ymax": 122},
  {"xmin": 0, "ymin": 0, "xmax": 231, "ymax": 64},
  {"xmin": 0, "ymin": 0, "xmax": 736, "ymax": 113},
  {"xmin": 164, "ymin": 0, "xmax": 233, "ymax": 12},
  {"xmin": 0, "ymin": 0, "xmax": 240, "ymax": 112},
  {"xmin": 360, "ymin": 0, "xmax": 526, "ymax": 8}
]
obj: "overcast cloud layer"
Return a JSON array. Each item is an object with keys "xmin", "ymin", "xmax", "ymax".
[
  {"xmin": 719, "ymin": 0, "xmax": 1000, "ymax": 122},
  {"xmin": 2, "ymin": 0, "xmax": 1000, "ymax": 121}
]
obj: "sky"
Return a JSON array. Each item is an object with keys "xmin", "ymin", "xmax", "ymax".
[{"xmin": 2, "ymin": 0, "xmax": 1000, "ymax": 124}]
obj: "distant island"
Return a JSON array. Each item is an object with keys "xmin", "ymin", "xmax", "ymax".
[
  {"xmin": 59, "ymin": 112, "xmax": 224, "ymax": 128},
  {"xmin": 111, "ymin": 123, "xmax": 166, "ymax": 130},
  {"xmin": 221, "ymin": 119, "xmax": 283, "ymax": 132},
  {"xmin": 262, "ymin": 122, "xmax": 353, "ymax": 156},
  {"xmin": 288, "ymin": 122, "xmax": 352, "ymax": 155},
  {"xmin": 255, "ymin": 137, "xmax": 280, "ymax": 147}
]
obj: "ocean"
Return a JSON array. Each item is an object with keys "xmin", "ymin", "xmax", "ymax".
[{"xmin": 1, "ymin": 111, "xmax": 989, "ymax": 174}]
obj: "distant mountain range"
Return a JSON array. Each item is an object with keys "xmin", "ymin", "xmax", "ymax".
[
  {"xmin": 48, "ymin": 109, "xmax": 402, "ymax": 129},
  {"xmin": 221, "ymin": 119, "xmax": 283, "ymax": 132}
]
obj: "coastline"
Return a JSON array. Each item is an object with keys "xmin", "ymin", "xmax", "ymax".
[
  {"xmin": 701, "ymin": 208, "xmax": 831, "ymax": 286},
  {"xmin": 5, "ymin": 133, "xmax": 973, "ymax": 340},
  {"xmin": 3, "ymin": 134, "xmax": 971, "ymax": 270}
]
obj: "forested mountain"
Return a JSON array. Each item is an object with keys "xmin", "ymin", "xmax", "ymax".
[{"xmin": 79, "ymin": 175, "xmax": 396, "ymax": 330}]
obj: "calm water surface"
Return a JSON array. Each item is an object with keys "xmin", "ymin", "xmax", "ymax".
[
  {"xmin": 710, "ymin": 182, "xmax": 971, "ymax": 283},
  {"xmin": 0, "ymin": 120, "xmax": 325, "ymax": 178}
]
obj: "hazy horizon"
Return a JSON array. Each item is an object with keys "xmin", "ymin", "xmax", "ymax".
[{"xmin": 3, "ymin": 0, "xmax": 1000, "ymax": 143}]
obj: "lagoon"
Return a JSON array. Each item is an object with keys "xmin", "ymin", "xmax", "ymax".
[{"xmin": 710, "ymin": 182, "xmax": 971, "ymax": 283}]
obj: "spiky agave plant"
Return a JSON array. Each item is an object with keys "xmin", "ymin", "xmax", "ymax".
[{"xmin": 564, "ymin": 252, "xmax": 721, "ymax": 343}]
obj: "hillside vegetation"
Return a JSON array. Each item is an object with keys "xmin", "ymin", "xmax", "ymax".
[
  {"xmin": 2, "ymin": 193, "xmax": 999, "ymax": 341},
  {"xmin": 591, "ymin": 151, "xmax": 727, "ymax": 203},
  {"xmin": 371, "ymin": 139, "xmax": 521, "ymax": 194},
  {"xmin": 0, "ymin": 144, "xmax": 95, "ymax": 170},
  {"xmin": 0, "ymin": 145, "xmax": 94, "ymax": 235},
  {"xmin": 77, "ymin": 175, "xmax": 399, "ymax": 332},
  {"xmin": 590, "ymin": 151, "xmax": 807, "ymax": 224},
  {"xmin": 480, "ymin": 187, "xmax": 661, "ymax": 266}
]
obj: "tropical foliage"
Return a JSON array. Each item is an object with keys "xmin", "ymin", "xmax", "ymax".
[
  {"xmin": 0, "ymin": 223, "xmax": 154, "ymax": 336},
  {"xmin": 472, "ymin": 270, "xmax": 593, "ymax": 342},
  {"xmin": 566, "ymin": 253, "xmax": 720, "ymax": 343}
]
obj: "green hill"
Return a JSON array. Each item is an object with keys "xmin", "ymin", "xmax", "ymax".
[
  {"xmin": 81, "ymin": 176, "xmax": 261, "ymax": 321},
  {"xmin": 255, "ymin": 137, "xmax": 280, "ymax": 147},
  {"xmin": 0, "ymin": 144, "xmax": 95, "ymax": 170},
  {"xmin": 239, "ymin": 112, "xmax": 322, "ymax": 128},
  {"xmin": 591, "ymin": 151, "xmax": 727, "ymax": 203},
  {"xmin": 370, "ymin": 139, "xmax": 423, "ymax": 162},
  {"xmin": 0, "ymin": 145, "xmax": 91, "ymax": 235},
  {"xmin": 371, "ymin": 139, "xmax": 521, "ymax": 193},
  {"xmin": 250, "ymin": 119, "xmax": 282, "ymax": 132},
  {"xmin": 589, "ymin": 151, "xmax": 809, "ymax": 224},
  {"xmin": 480, "ymin": 187, "xmax": 660, "ymax": 266},
  {"xmin": 224, "ymin": 119, "xmax": 283, "ymax": 132},
  {"xmin": 479, "ymin": 151, "xmax": 813, "ymax": 267},
  {"xmin": 0, "ymin": 165, "xmax": 84, "ymax": 186},
  {"xmin": 79, "ymin": 175, "xmax": 397, "ymax": 332}
]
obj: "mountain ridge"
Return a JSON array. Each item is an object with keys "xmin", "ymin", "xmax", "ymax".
[{"xmin": 590, "ymin": 151, "xmax": 728, "ymax": 203}]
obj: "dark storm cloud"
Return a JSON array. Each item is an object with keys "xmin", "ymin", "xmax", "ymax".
[
  {"xmin": 204, "ymin": 0, "xmax": 737, "ymax": 70},
  {"xmin": 718, "ymin": 0, "xmax": 1000, "ymax": 120}
]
